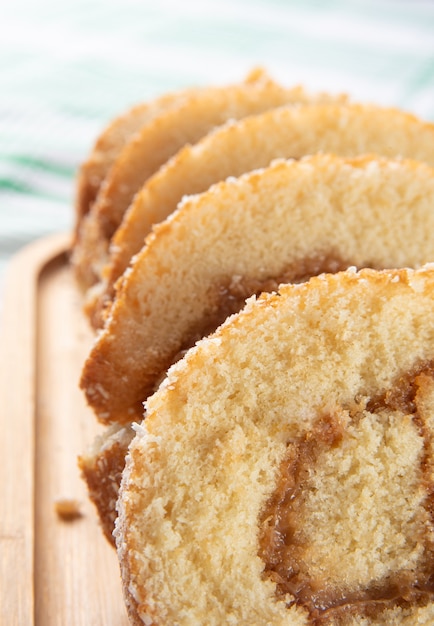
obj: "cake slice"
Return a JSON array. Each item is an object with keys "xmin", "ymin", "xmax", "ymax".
[
  {"xmin": 116, "ymin": 265, "xmax": 434, "ymax": 625},
  {"xmin": 75, "ymin": 87, "xmax": 194, "ymax": 233},
  {"xmin": 73, "ymin": 68, "xmax": 343, "ymax": 290},
  {"xmin": 80, "ymin": 154, "xmax": 434, "ymax": 425},
  {"xmin": 78, "ymin": 423, "xmax": 135, "ymax": 544},
  {"xmin": 95, "ymin": 101, "xmax": 434, "ymax": 327}
]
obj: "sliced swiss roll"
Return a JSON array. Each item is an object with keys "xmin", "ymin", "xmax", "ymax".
[
  {"xmin": 96, "ymin": 101, "xmax": 434, "ymax": 327},
  {"xmin": 116, "ymin": 265, "xmax": 434, "ymax": 626},
  {"xmin": 81, "ymin": 154, "xmax": 434, "ymax": 425},
  {"xmin": 73, "ymin": 68, "xmax": 343, "ymax": 292}
]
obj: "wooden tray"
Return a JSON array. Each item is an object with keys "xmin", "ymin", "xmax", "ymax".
[{"xmin": 0, "ymin": 233, "xmax": 129, "ymax": 625}]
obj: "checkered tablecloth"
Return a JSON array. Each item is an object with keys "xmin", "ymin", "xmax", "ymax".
[{"xmin": 1, "ymin": 0, "xmax": 434, "ymax": 297}]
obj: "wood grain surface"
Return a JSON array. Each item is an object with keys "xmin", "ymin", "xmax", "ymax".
[{"xmin": 0, "ymin": 233, "xmax": 129, "ymax": 625}]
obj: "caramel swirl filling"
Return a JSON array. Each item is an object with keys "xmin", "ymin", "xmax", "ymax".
[
  {"xmin": 180, "ymin": 254, "xmax": 350, "ymax": 351},
  {"xmin": 259, "ymin": 363, "xmax": 434, "ymax": 623}
]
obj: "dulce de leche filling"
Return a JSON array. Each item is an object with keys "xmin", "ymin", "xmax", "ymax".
[
  {"xmin": 258, "ymin": 364, "xmax": 434, "ymax": 623},
  {"xmin": 180, "ymin": 253, "xmax": 350, "ymax": 351}
]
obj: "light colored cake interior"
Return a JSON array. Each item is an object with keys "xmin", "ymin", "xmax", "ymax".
[
  {"xmin": 106, "ymin": 101, "xmax": 434, "ymax": 302},
  {"xmin": 81, "ymin": 155, "xmax": 434, "ymax": 424},
  {"xmin": 116, "ymin": 267, "xmax": 434, "ymax": 625}
]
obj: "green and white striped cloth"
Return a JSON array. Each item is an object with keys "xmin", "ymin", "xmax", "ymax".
[{"xmin": 1, "ymin": 0, "xmax": 434, "ymax": 296}]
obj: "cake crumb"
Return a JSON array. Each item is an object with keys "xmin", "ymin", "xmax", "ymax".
[{"xmin": 55, "ymin": 498, "xmax": 83, "ymax": 521}]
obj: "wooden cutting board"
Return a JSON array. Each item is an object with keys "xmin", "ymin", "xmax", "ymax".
[{"xmin": 0, "ymin": 233, "xmax": 129, "ymax": 625}]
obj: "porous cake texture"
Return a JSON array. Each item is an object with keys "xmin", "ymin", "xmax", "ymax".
[
  {"xmin": 102, "ymin": 100, "xmax": 434, "ymax": 321},
  {"xmin": 73, "ymin": 68, "xmax": 343, "ymax": 292},
  {"xmin": 116, "ymin": 266, "xmax": 434, "ymax": 626},
  {"xmin": 81, "ymin": 154, "xmax": 434, "ymax": 424}
]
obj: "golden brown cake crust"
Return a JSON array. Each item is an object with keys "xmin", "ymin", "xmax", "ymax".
[
  {"xmin": 80, "ymin": 155, "xmax": 434, "ymax": 424},
  {"xmin": 102, "ymin": 100, "xmax": 434, "ymax": 311},
  {"xmin": 73, "ymin": 68, "xmax": 344, "ymax": 293},
  {"xmin": 116, "ymin": 266, "xmax": 434, "ymax": 626},
  {"xmin": 74, "ymin": 89, "xmax": 194, "ymax": 235},
  {"xmin": 78, "ymin": 424, "xmax": 134, "ymax": 544}
]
